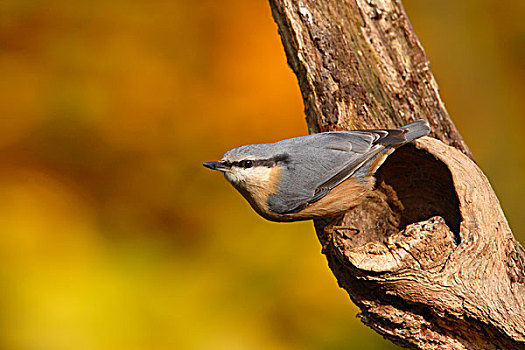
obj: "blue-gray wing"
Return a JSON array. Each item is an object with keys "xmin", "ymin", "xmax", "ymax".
[
  {"xmin": 266, "ymin": 131, "xmax": 382, "ymax": 214},
  {"xmin": 266, "ymin": 120, "xmax": 430, "ymax": 214}
]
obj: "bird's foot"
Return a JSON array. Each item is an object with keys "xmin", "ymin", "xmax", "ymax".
[{"xmin": 322, "ymin": 219, "xmax": 359, "ymax": 254}]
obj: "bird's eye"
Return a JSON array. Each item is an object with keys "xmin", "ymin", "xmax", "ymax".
[{"xmin": 243, "ymin": 160, "xmax": 253, "ymax": 168}]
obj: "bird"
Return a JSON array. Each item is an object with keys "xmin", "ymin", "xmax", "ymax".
[{"xmin": 203, "ymin": 120, "xmax": 430, "ymax": 223}]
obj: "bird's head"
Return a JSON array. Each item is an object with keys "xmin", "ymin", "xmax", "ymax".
[{"xmin": 203, "ymin": 144, "xmax": 290, "ymax": 191}]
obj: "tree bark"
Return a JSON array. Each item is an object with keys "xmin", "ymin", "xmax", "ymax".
[{"xmin": 269, "ymin": 0, "xmax": 525, "ymax": 349}]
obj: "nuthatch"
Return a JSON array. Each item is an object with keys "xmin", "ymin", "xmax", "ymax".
[{"xmin": 203, "ymin": 120, "xmax": 430, "ymax": 222}]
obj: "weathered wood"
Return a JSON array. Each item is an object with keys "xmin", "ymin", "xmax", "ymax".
[
  {"xmin": 269, "ymin": 0, "xmax": 471, "ymax": 158},
  {"xmin": 269, "ymin": 0, "xmax": 525, "ymax": 348}
]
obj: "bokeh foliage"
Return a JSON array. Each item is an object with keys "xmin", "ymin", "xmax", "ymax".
[{"xmin": 0, "ymin": 0, "xmax": 523, "ymax": 349}]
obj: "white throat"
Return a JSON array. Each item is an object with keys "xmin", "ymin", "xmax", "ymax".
[{"xmin": 224, "ymin": 166, "xmax": 273, "ymax": 187}]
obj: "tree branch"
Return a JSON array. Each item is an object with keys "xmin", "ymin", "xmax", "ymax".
[
  {"xmin": 270, "ymin": 0, "xmax": 471, "ymax": 157},
  {"xmin": 269, "ymin": 0, "xmax": 525, "ymax": 348}
]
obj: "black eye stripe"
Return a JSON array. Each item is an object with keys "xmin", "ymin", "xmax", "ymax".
[{"xmin": 230, "ymin": 154, "xmax": 290, "ymax": 169}]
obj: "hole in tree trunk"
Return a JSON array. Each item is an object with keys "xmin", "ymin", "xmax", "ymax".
[{"xmin": 375, "ymin": 143, "xmax": 461, "ymax": 237}]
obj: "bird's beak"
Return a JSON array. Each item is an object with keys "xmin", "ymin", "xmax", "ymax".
[{"xmin": 203, "ymin": 161, "xmax": 229, "ymax": 172}]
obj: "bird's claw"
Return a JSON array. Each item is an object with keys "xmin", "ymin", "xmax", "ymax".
[{"xmin": 322, "ymin": 222, "xmax": 359, "ymax": 254}]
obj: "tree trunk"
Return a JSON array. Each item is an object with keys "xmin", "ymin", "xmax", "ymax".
[{"xmin": 269, "ymin": 0, "xmax": 525, "ymax": 348}]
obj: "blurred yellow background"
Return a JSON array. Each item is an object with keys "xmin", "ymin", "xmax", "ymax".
[{"xmin": 0, "ymin": 0, "xmax": 523, "ymax": 349}]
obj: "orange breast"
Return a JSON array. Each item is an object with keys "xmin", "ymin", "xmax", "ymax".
[
  {"xmin": 233, "ymin": 166, "xmax": 375, "ymax": 222},
  {"xmin": 255, "ymin": 176, "xmax": 374, "ymax": 222},
  {"xmin": 289, "ymin": 176, "xmax": 374, "ymax": 220}
]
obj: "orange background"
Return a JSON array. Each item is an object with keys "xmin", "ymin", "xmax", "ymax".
[{"xmin": 0, "ymin": 0, "xmax": 523, "ymax": 349}]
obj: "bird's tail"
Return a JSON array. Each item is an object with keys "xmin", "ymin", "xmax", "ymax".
[
  {"xmin": 399, "ymin": 119, "xmax": 431, "ymax": 143},
  {"xmin": 374, "ymin": 119, "xmax": 430, "ymax": 146}
]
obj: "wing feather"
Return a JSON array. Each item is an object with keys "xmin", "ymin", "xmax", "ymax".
[{"xmin": 267, "ymin": 120, "xmax": 430, "ymax": 214}]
